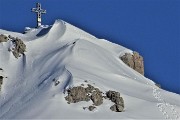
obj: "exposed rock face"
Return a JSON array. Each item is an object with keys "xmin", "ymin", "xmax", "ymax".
[
  {"xmin": 106, "ymin": 90, "xmax": 124, "ymax": 112},
  {"xmin": 85, "ymin": 84, "xmax": 95, "ymax": 93},
  {"xmin": 65, "ymin": 85, "xmax": 124, "ymax": 112},
  {"xmin": 65, "ymin": 85, "xmax": 103, "ymax": 106},
  {"xmin": 91, "ymin": 89, "xmax": 103, "ymax": 106},
  {"xmin": 11, "ymin": 37, "xmax": 26, "ymax": 58},
  {"xmin": 65, "ymin": 86, "xmax": 90, "ymax": 103},
  {"xmin": 0, "ymin": 34, "xmax": 8, "ymax": 42},
  {"xmin": 0, "ymin": 76, "xmax": 3, "ymax": 91},
  {"xmin": 0, "ymin": 34, "xmax": 26, "ymax": 58},
  {"xmin": 120, "ymin": 51, "xmax": 144, "ymax": 75}
]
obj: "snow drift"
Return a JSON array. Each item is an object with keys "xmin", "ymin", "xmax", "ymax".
[{"xmin": 0, "ymin": 20, "xmax": 180, "ymax": 119}]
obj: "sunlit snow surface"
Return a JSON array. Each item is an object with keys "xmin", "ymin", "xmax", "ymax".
[{"xmin": 0, "ymin": 20, "xmax": 179, "ymax": 119}]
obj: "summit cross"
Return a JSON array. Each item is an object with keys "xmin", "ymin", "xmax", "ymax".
[{"xmin": 31, "ymin": 3, "xmax": 46, "ymax": 27}]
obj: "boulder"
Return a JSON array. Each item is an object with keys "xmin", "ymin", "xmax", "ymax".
[
  {"xmin": 64, "ymin": 85, "xmax": 124, "ymax": 112},
  {"xmin": 85, "ymin": 84, "xmax": 95, "ymax": 93},
  {"xmin": 106, "ymin": 90, "xmax": 124, "ymax": 112},
  {"xmin": 88, "ymin": 106, "xmax": 96, "ymax": 111},
  {"xmin": 0, "ymin": 34, "xmax": 8, "ymax": 43},
  {"xmin": 12, "ymin": 37, "xmax": 26, "ymax": 58},
  {"xmin": 133, "ymin": 51, "xmax": 144, "ymax": 75},
  {"xmin": 91, "ymin": 89, "xmax": 103, "ymax": 106},
  {"xmin": 65, "ymin": 86, "xmax": 90, "ymax": 103},
  {"xmin": 110, "ymin": 104, "xmax": 124, "ymax": 112},
  {"xmin": 120, "ymin": 53, "xmax": 134, "ymax": 68},
  {"xmin": 120, "ymin": 51, "xmax": 144, "ymax": 75}
]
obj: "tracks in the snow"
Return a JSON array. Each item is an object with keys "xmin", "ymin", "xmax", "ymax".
[{"xmin": 147, "ymin": 83, "xmax": 180, "ymax": 119}]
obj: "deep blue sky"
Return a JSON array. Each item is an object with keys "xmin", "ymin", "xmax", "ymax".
[{"xmin": 0, "ymin": 0, "xmax": 179, "ymax": 94}]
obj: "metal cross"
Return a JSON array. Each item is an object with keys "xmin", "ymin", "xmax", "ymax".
[{"xmin": 31, "ymin": 3, "xmax": 46, "ymax": 27}]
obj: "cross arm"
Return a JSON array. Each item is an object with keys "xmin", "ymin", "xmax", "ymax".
[
  {"xmin": 41, "ymin": 9, "xmax": 46, "ymax": 14},
  {"xmin": 31, "ymin": 8, "xmax": 38, "ymax": 12}
]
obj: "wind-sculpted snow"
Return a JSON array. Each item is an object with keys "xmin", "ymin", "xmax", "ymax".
[{"xmin": 0, "ymin": 20, "xmax": 179, "ymax": 119}]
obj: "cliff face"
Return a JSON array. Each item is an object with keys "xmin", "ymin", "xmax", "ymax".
[{"xmin": 120, "ymin": 51, "xmax": 144, "ymax": 75}]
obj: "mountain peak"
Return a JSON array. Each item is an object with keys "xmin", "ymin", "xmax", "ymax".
[{"xmin": 0, "ymin": 19, "xmax": 180, "ymax": 119}]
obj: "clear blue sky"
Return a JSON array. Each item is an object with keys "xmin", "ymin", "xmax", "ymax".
[{"xmin": 0, "ymin": 0, "xmax": 179, "ymax": 94}]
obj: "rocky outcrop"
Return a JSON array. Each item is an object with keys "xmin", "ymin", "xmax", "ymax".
[
  {"xmin": 65, "ymin": 84, "xmax": 103, "ymax": 106},
  {"xmin": 120, "ymin": 51, "xmax": 144, "ymax": 75},
  {"xmin": 65, "ymin": 84, "xmax": 124, "ymax": 112},
  {"xmin": 65, "ymin": 86, "xmax": 90, "ymax": 103},
  {"xmin": 0, "ymin": 34, "xmax": 26, "ymax": 58},
  {"xmin": 0, "ymin": 34, "xmax": 9, "ymax": 42},
  {"xmin": 91, "ymin": 89, "xmax": 103, "ymax": 106},
  {"xmin": 10, "ymin": 37, "xmax": 26, "ymax": 58},
  {"xmin": 106, "ymin": 90, "xmax": 124, "ymax": 112}
]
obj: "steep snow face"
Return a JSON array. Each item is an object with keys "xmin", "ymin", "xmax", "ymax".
[{"xmin": 0, "ymin": 20, "xmax": 180, "ymax": 119}]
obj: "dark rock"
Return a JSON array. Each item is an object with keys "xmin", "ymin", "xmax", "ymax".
[
  {"xmin": 12, "ymin": 37, "xmax": 26, "ymax": 58},
  {"xmin": 88, "ymin": 106, "xmax": 96, "ymax": 111},
  {"xmin": 83, "ymin": 107, "xmax": 87, "ymax": 110},
  {"xmin": 54, "ymin": 80, "xmax": 60, "ymax": 86},
  {"xmin": 116, "ymin": 104, "xmax": 124, "ymax": 112},
  {"xmin": 91, "ymin": 90, "xmax": 103, "ymax": 106},
  {"xmin": 85, "ymin": 84, "xmax": 95, "ymax": 93},
  {"xmin": 65, "ymin": 85, "xmax": 125, "ymax": 112},
  {"xmin": 106, "ymin": 90, "xmax": 124, "ymax": 112},
  {"xmin": 110, "ymin": 104, "xmax": 124, "ymax": 112},
  {"xmin": 120, "ymin": 51, "xmax": 144, "ymax": 75},
  {"xmin": 120, "ymin": 53, "xmax": 134, "ymax": 68},
  {"xmin": 65, "ymin": 86, "xmax": 90, "ymax": 103},
  {"xmin": 0, "ymin": 76, "xmax": 3, "ymax": 91},
  {"xmin": 110, "ymin": 104, "xmax": 117, "ymax": 111},
  {"xmin": 65, "ymin": 85, "xmax": 103, "ymax": 106}
]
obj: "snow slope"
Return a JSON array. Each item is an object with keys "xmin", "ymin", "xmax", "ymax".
[{"xmin": 0, "ymin": 20, "xmax": 180, "ymax": 119}]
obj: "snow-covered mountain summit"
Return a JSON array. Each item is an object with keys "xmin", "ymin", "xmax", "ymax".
[{"xmin": 0, "ymin": 20, "xmax": 180, "ymax": 119}]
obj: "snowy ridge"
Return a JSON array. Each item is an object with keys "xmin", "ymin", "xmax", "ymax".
[{"xmin": 0, "ymin": 20, "xmax": 180, "ymax": 119}]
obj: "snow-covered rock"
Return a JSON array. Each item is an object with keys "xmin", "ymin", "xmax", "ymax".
[{"xmin": 0, "ymin": 19, "xmax": 179, "ymax": 119}]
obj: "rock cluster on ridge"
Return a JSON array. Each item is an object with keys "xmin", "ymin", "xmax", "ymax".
[
  {"xmin": 106, "ymin": 90, "xmax": 124, "ymax": 112},
  {"xmin": 9, "ymin": 36, "xmax": 26, "ymax": 58},
  {"xmin": 65, "ymin": 84, "xmax": 103, "ymax": 106},
  {"xmin": 65, "ymin": 86, "xmax": 90, "ymax": 103},
  {"xmin": 0, "ymin": 34, "xmax": 26, "ymax": 58},
  {"xmin": 65, "ymin": 84, "xmax": 124, "ymax": 112},
  {"xmin": 120, "ymin": 51, "xmax": 144, "ymax": 75}
]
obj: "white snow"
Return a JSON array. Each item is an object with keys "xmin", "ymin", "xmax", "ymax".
[{"xmin": 0, "ymin": 19, "xmax": 180, "ymax": 119}]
